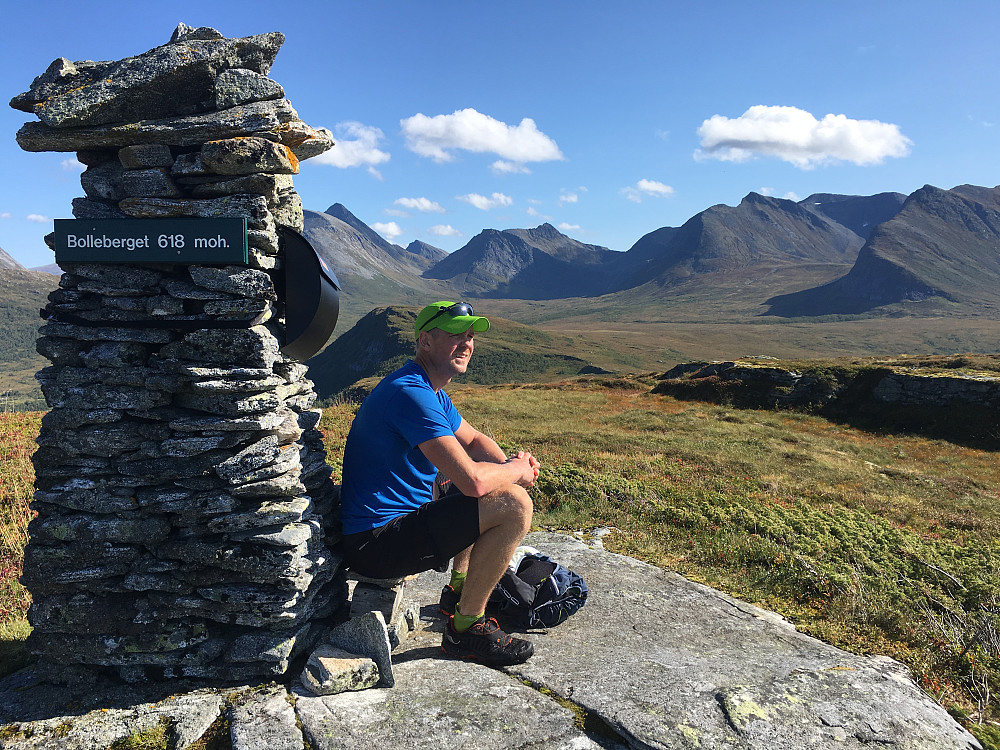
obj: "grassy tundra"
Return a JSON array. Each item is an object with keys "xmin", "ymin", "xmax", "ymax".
[{"xmin": 1, "ymin": 379, "xmax": 998, "ymax": 746}]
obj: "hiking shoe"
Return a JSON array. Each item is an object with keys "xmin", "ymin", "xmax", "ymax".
[
  {"xmin": 438, "ymin": 584, "xmax": 461, "ymax": 616},
  {"xmin": 441, "ymin": 615, "xmax": 534, "ymax": 666}
]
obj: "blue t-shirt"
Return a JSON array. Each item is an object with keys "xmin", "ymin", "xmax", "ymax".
[{"xmin": 340, "ymin": 360, "xmax": 463, "ymax": 534}]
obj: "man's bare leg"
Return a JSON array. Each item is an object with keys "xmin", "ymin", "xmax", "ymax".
[
  {"xmin": 457, "ymin": 484, "xmax": 532, "ymax": 617},
  {"xmin": 451, "ymin": 545, "xmax": 471, "ymax": 576}
]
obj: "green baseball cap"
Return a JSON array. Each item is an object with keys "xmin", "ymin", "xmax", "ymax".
[{"xmin": 414, "ymin": 301, "xmax": 490, "ymax": 339}]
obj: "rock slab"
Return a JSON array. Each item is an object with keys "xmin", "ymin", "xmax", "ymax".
[{"xmin": 0, "ymin": 533, "xmax": 982, "ymax": 749}]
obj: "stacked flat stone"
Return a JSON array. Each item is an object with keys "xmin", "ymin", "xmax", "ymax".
[{"xmin": 11, "ymin": 24, "xmax": 347, "ymax": 682}]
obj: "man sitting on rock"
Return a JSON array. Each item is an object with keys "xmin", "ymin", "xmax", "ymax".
[{"xmin": 340, "ymin": 301, "xmax": 541, "ymax": 666}]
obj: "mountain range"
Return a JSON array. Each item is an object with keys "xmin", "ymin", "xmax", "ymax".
[
  {"xmin": 302, "ymin": 183, "xmax": 1000, "ymax": 324},
  {"xmin": 3, "ymin": 182, "xmax": 999, "ymax": 406}
]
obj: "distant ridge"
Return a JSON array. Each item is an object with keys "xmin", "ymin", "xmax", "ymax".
[
  {"xmin": 405, "ymin": 239, "xmax": 448, "ymax": 264},
  {"xmin": 30, "ymin": 263, "xmax": 62, "ymax": 275},
  {"xmin": 0, "ymin": 247, "xmax": 24, "ymax": 271},
  {"xmin": 424, "ymin": 223, "xmax": 617, "ymax": 298},
  {"xmin": 767, "ymin": 184, "xmax": 1000, "ymax": 315},
  {"xmin": 614, "ymin": 192, "xmax": 864, "ymax": 293},
  {"xmin": 798, "ymin": 192, "xmax": 907, "ymax": 240},
  {"xmin": 306, "ymin": 306, "xmax": 602, "ymax": 398}
]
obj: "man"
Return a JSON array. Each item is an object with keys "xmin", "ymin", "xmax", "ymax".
[{"xmin": 340, "ymin": 301, "xmax": 541, "ymax": 666}]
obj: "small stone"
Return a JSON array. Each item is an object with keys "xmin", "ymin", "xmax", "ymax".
[
  {"xmin": 122, "ymin": 168, "xmax": 181, "ymax": 197},
  {"xmin": 271, "ymin": 190, "xmax": 303, "ymax": 231},
  {"xmin": 188, "ymin": 265, "xmax": 276, "ymax": 300},
  {"xmin": 119, "ymin": 194, "xmax": 275, "ymax": 233},
  {"xmin": 80, "ymin": 162, "xmax": 126, "ymax": 201},
  {"xmin": 350, "ymin": 581, "xmax": 406, "ymax": 625},
  {"xmin": 188, "ymin": 173, "xmax": 290, "ymax": 201},
  {"xmin": 71, "ymin": 196, "xmax": 127, "ymax": 219},
  {"xmin": 118, "ymin": 144, "xmax": 174, "ymax": 168},
  {"xmin": 300, "ymin": 644, "xmax": 379, "ymax": 695},
  {"xmin": 201, "ymin": 137, "xmax": 299, "ymax": 176},
  {"xmin": 171, "ymin": 151, "xmax": 211, "ymax": 176},
  {"xmin": 201, "ymin": 299, "xmax": 273, "ymax": 322},
  {"xmin": 326, "ymin": 610, "xmax": 394, "ymax": 688},
  {"xmin": 229, "ymin": 520, "xmax": 314, "ymax": 547},
  {"xmin": 248, "ymin": 228, "xmax": 280, "ymax": 254},
  {"xmin": 285, "ymin": 124, "xmax": 335, "ymax": 161},
  {"xmin": 157, "ymin": 325, "xmax": 280, "ymax": 368},
  {"xmin": 169, "ymin": 24, "xmax": 225, "ymax": 43},
  {"xmin": 207, "ymin": 496, "xmax": 311, "ymax": 533},
  {"xmin": 215, "ymin": 69, "xmax": 285, "ymax": 109},
  {"xmin": 34, "ymin": 512, "xmax": 171, "ymax": 545}
]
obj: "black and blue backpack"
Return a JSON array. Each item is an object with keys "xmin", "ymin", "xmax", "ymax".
[{"xmin": 488, "ymin": 548, "xmax": 588, "ymax": 629}]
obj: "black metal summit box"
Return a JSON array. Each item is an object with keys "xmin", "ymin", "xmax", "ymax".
[{"xmin": 278, "ymin": 227, "xmax": 340, "ymax": 361}]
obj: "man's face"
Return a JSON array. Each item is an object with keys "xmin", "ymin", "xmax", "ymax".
[{"xmin": 424, "ymin": 326, "xmax": 475, "ymax": 375}]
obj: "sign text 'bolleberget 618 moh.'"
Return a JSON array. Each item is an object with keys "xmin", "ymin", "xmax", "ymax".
[{"xmin": 53, "ymin": 218, "xmax": 248, "ymax": 264}]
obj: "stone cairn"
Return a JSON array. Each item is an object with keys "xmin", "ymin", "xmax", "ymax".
[{"xmin": 10, "ymin": 24, "xmax": 355, "ymax": 682}]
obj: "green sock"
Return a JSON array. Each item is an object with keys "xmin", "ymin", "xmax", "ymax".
[
  {"xmin": 449, "ymin": 570, "xmax": 467, "ymax": 594},
  {"xmin": 452, "ymin": 604, "xmax": 484, "ymax": 633}
]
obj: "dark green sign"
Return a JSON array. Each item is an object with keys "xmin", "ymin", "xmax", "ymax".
[{"xmin": 54, "ymin": 218, "xmax": 248, "ymax": 264}]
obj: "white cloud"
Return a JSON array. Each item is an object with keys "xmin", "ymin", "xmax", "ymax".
[
  {"xmin": 526, "ymin": 207, "xmax": 540, "ymax": 217},
  {"xmin": 696, "ymin": 105, "xmax": 912, "ymax": 168},
  {"xmin": 621, "ymin": 179, "xmax": 675, "ymax": 203},
  {"xmin": 430, "ymin": 224, "xmax": 462, "ymax": 237},
  {"xmin": 61, "ymin": 158, "xmax": 85, "ymax": 171},
  {"xmin": 557, "ymin": 222, "xmax": 580, "ymax": 232},
  {"xmin": 395, "ymin": 197, "xmax": 445, "ymax": 214},
  {"xmin": 384, "ymin": 208, "xmax": 409, "ymax": 218},
  {"xmin": 26, "ymin": 214, "xmax": 50, "ymax": 223},
  {"xmin": 457, "ymin": 192, "xmax": 513, "ymax": 211},
  {"xmin": 401, "ymin": 108, "xmax": 563, "ymax": 169},
  {"xmin": 313, "ymin": 122, "xmax": 391, "ymax": 172},
  {"xmin": 558, "ymin": 192, "xmax": 578, "ymax": 206},
  {"xmin": 0, "ymin": 212, "xmax": 11, "ymax": 219},
  {"xmin": 372, "ymin": 221, "xmax": 402, "ymax": 241},
  {"xmin": 491, "ymin": 160, "xmax": 532, "ymax": 175}
]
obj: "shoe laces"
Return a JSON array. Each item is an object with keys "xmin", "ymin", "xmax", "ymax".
[{"xmin": 469, "ymin": 617, "xmax": 511, "ymax": 644}]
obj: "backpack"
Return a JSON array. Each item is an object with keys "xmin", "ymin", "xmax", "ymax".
[{"xmin": 488, "ymin": 546, "xmax": 588, "ymax": 629}]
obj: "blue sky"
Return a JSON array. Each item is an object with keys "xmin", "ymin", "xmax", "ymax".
[{"xmin": 2, "ymin": 1, "xmax": 998, "ymax": 268}]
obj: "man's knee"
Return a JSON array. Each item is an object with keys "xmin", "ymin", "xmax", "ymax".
[{"xmin": 480, "ymin": 484, "xmax": 533, "ymax": 530}]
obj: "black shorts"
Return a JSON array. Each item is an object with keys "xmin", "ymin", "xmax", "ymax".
[{"xmin": 341, "ymin": 486, "xmax": 481, "ymax": 579}]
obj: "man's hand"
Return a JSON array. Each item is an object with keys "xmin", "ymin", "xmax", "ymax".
[{"xmin": 508, "ymin": 451, "xmax": 540, "ymax": 488}]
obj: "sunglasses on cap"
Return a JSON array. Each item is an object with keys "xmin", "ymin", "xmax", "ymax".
[{"xmin": 418, "ymin": 302, "xmax": 475, "ymax": 332}]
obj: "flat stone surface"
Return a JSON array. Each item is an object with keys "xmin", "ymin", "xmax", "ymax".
[
  {"xmin": 293, "ymin": 659, "xmax": 603, "ymax": 750},
  {"xmin": 0, "ymin": 672, "xmax": 225, "ymax": 749},
  {"xmin": 0, "ymin": 533, "xmax": 982, "ymax": 749},
  {"xmin": 229, "ymin": 684, "xmax": 301, "ymax": 750},
  {"xmin": 400, "ymin": 532, "xmax": 982, "ymax": 750}
]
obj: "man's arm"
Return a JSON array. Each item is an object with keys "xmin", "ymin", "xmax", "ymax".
[
  {"xmin": 454, "ymin": 418, "xmax": 507, "ymax": 463},
  {"xmin": 418, "ymin": 419, "xmax": 538, "ymax": 498}
]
